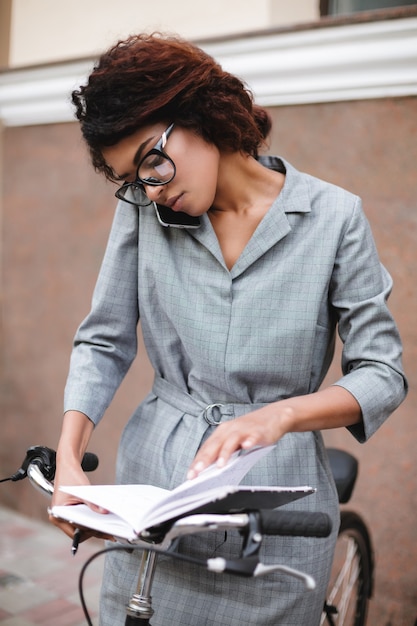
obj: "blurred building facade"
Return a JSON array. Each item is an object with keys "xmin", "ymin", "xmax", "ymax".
[{"xmin": 0, "ymin": 1, "xmax": 416, "ymax": 622}]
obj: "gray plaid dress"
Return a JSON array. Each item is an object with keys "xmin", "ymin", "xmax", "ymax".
[{"xmin": 64, "ymin": 157, "xmax": 406, "ymax": 625}]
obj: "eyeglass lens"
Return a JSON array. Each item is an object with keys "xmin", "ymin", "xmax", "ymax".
[{"xmin": 138, "ymin": 153, "xmax": 175, "ymax": 185}]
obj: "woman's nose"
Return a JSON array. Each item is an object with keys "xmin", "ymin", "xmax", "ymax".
[{"xmin": 143, "ymin": 184, "xmax": 164, "ymax": 202}]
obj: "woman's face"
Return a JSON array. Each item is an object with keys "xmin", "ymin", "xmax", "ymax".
[{"xmin": 103, "ymin": 122, "xmax": 221, "ymax": 217}]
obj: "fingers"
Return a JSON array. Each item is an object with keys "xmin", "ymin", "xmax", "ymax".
[
  {"xmin": 48, "ymin": 512, "xmax": 77, "ymax": 539},
  {"xmin": 48, "ymin": 511, "xmax": 115, "ymax": 544},
  {"xmin": 187, "ymin": 406, "xmax": 287, "ymax": 479},
  {"xmin": 187, "ymin": 423, "xmax": 261, "ymax": 479},
  {"xmin": 72, "ymin": 526, "xmax": 115, "ymax": 543},
  {"xmin": 89, "ymin": 502, "xmax": 109, "ymax": 514}
]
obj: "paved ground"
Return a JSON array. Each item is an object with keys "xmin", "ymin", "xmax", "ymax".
[{"xmin": 0, "ymin": 506, "xmax": 104, "ymax": 626}]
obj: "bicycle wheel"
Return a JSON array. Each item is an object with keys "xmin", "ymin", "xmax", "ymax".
[{"xmin": 321, "ymin": 511, "xmax": 374, "ymax": 626}]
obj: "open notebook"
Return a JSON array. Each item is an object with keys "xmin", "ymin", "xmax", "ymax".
[{"xmin": 51, "ymin": 446, "xmax": 314, "ymax": 542}]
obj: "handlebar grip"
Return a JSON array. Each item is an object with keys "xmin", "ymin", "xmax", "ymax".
[
  {"xmin": 18, "ymin": 446, "xmax": 99, "ymax": 480},
  {"xmin": 81, "ymin": 452, "xmax": 99, "ymax": 473},
  {"xmin": 259, "ymin": 510, "xmax": 332, "ymax": 538}
]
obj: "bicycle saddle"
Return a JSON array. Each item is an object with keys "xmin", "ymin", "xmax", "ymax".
[{"xmin": 327, "ymin": 448, "xmax": 358, "ymax": 504}]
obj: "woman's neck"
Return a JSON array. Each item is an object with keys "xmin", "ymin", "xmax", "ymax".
[
  {"xmin": 208, "ymin": 152, "xmax": 285, "ymax": 270},
  {"xmin": 210, "ymin": 152, "xmax": 285, "ymax": 216}
]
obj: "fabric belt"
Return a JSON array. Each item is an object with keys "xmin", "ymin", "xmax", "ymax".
[{"xmin": 152, "ymin": 376, "xmax": 269, "ymax": 426}]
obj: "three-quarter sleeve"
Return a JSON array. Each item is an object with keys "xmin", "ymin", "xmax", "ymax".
[
  {"xmin": 64, "ymin": 201, "xmax": 140, "ymax": 424},
  {"xmin": 330, "ymin": 196, "xmax": 407, "ymax": 441}
]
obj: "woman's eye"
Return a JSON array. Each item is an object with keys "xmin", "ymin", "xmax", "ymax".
[{"xmin": 145, "ymin": 154, "xmax": 164, "ymax": 169}]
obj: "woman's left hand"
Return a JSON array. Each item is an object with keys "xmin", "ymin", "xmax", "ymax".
[
  {"xmin": 187, "ymin": 404, "xmax": 290, "ymax": 479},
  {"xmin": 187, "ymin": 386, "xmax": 362, "ymax": 479}
]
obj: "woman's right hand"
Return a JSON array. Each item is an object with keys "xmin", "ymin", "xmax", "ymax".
[
  {"xmin": 48, "ymin": 410, "xmax": 114, "ymax": 543},
  {"xmin": 50, "ymin": 457, "xmax": 115, "ymax": 544},
  {"xmin": 49, "ymin": 457, "xmax": 95, "ymax": 539}
]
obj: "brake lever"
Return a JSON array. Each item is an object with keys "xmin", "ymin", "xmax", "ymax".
[{"xmin": 207, "ymin": 556, "xmax": 315, "ymax": 589}]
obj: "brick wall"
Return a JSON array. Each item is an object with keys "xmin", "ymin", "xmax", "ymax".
[{"xmin": 1, "ymin": 97, "xmax": 416, "ymax": 621}]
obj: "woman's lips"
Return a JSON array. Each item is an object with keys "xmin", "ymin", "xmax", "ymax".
[{"xmin": 166, "ymin": 193, "xmax": 183, "ymax": 211}]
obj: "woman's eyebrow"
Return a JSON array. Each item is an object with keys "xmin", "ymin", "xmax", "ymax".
[
  {"xmin": 117, "ymin": 135, "xmax": 156, "ymax": 180},
  {"xmin": 133, "ymin": 135, "xmax": 155, "ymax": 166}
]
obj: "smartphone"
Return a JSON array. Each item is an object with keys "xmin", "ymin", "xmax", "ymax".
[{"xmin": 154, "ymin": 203, "xmax": 201, "ymax": 229}]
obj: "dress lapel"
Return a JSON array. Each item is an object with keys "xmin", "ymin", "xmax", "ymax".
[{"xmin": 188, "ymin": 157, "xmax": 311, "ymax": 277}]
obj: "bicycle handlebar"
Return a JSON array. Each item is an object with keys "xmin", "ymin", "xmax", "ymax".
[
  {"xmin": 9, "ymin": 446, "xmax": 98, "ymax": 497},
  {"xmin": 5, "ymin": 445, "xmax": 98, "ymax": 483},
  {"xmin": 10, "ymin": 446, "xmax": 332, "ymax": 543},
  {"xmin": 260, "ymin": 509, "xmax": 332, "ymax": 538}
]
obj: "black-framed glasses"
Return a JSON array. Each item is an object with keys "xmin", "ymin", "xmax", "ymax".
[{"xmin": 115, "ymin": 123, "xmax": 176, "ymax": 206}]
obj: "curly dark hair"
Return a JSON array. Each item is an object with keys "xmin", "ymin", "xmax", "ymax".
[{"xmin": 72, "ymin": 33, "xmax": 271, "ymax": 180}]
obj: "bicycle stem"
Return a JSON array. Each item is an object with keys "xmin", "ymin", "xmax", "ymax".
[{"xmin": 125, "ymin": 549, "xmax": 157, "ymax": 623}]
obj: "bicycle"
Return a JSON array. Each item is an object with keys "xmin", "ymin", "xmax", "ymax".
[
  {"xmin": 1, "ymin": 445, "xmax": 373, "ymax": 626},
  {"xmin": 322, "ymin": 448, "xmax": 374, "ymax": 626}
]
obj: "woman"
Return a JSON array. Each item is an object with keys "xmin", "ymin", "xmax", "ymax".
[{"xmin": 51, "ymin": 33, "xmax": 407, "ymax": 625}]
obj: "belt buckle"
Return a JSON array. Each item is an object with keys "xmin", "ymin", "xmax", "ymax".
[{"xmin": 203, "ymin": 404, "xmax": 224, "ymax": 426}]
